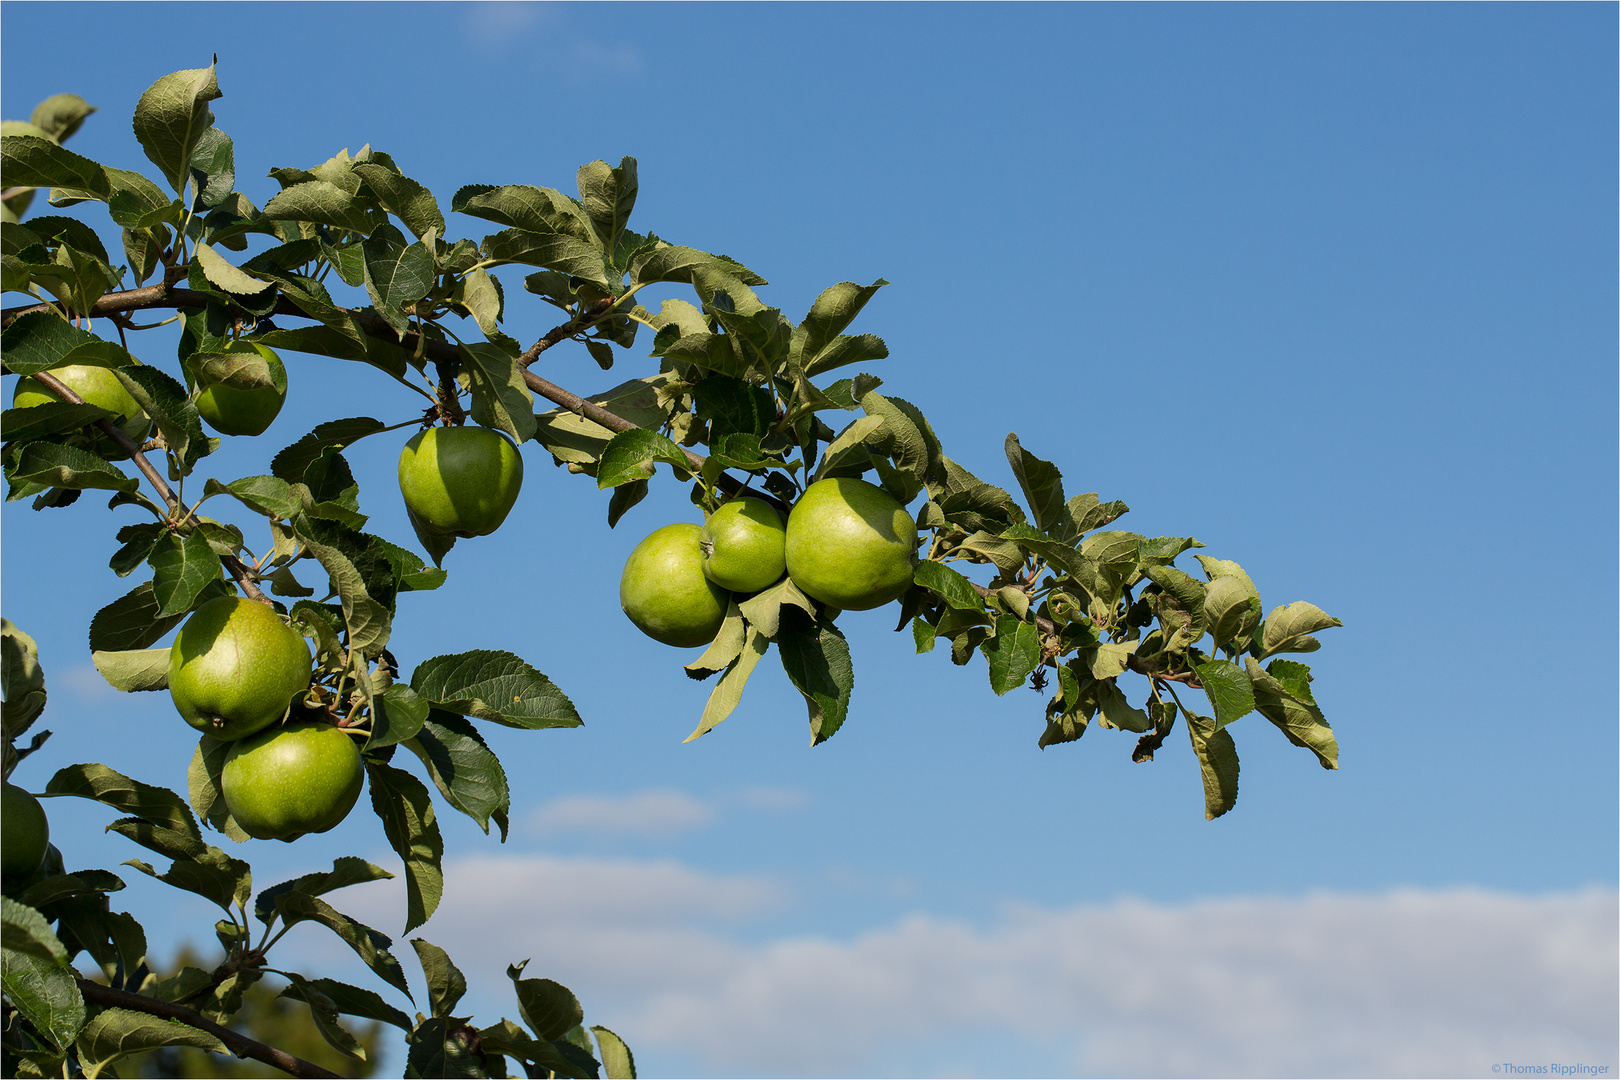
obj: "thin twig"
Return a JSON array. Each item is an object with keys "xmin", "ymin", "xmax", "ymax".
[
  {"xmin": 28, "ymin": 370, "xmax": 270, "ymax": 605},
  {"xmin": 75, "ymin": 979, "xmax": 343, "ymax": 1079}
]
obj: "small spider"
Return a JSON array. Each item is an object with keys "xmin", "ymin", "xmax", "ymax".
[{"xmin": 1028, "ymin": 667, "xmax": 1049, "ymax": 694}]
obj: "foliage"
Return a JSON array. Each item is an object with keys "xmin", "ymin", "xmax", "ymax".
[{"xmin": 1, "ymin": 62, "xmax": 1339, "ymax": 1076}]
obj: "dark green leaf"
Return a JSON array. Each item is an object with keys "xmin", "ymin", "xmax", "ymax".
[
  {"xmin": 482, "ymin": 228, "xmax": 609, "ymax": 287},
  {"xmin": 1193, "ymin": 658, "xmax": 1256, "ymax": 730},
  {"xmin": 147, "ymin": 530, "xmax": 223, "ymax": 618},
  {"xmin": 353, "ymin": 162, "xmax": 445, "ymax": 239},
  {"xmin": 272, "ymin": 971, "xmax": 365, "ymax": 1061},
  {"xmin": 45, "ymin": 763, "xmax": 199, "ymax": 838},
  {"xmin": 411, "ymin": 938, "xmax": 467, "ymax": 1019},
  {"xmin": 2, "ymin": 618, "xmax": 47, "ymax": 736},
  {"xmin": 983, "ymin": 613, "xmax": 1040, "ymax": 696},
  {"xmin": 577, "ymin": 157, "xmax": 637, "ymax": 254},
  {"xmin": 913, "ymin": 561, "xmax": 983, "ymax": 611},
  {"xmin": 0, "ymin": 402, "xmax": 115, "ymax": 443},
  {"xmin": 775, "ymin": 609, "xmax": 853, "ymax": 746},
  {"xmin": 262, "ymin": 179, "xmax": 373, "ymax": 232},
  {"xmin": 279, "ymin": 976, "xmax": 412, "ymax": 1032},
  {"xmin": 366, "ymin": 762, "xmax": 444, "ymax": 934},
  {"xmin": 270, "ymin": 418, "xmax": 386, "ymax": 485},
  {"xmin": 7, "ymin": 442, "xmax": 136, "ymax": 496},
  {"xmin": 274, "ymin": 892, "xmax": 413, "ymax": 1000},
  {"xmin": 406, "ymin": 1015, "xmax": 485, "ymax": 1079},
  {"xmin": 403, "ymin": 713, "xmax": 510, "ymax": 839},
  {"xmin": 509, "ymin": 965, "xmax": 583, "ymax": 1042},
  {"xmin": 410, "ymin": 650, "xmax": 582, "ymax": 730},
  {"xmin": 187, "ymin": 734, "xmax": 249, "ymax": 842},
  {"xmin": 30, "ymin": 94, "xmax": 97, "ymax": 142},
  {"xmin": 254, "ymin": 857, "xmax": 395, "ymax": 925},
  {"xmin": 0, "ymin": 947, "xmax": 86, "ymax": 1051},
  {"xmin": 595, "ymin": 427, "xmax": 692, "ymax": 489},
  {"xmin": 1004, "ymin": 433, "xmax": 1070, "ymax": 539},
  {"xmin": 368, "ymin": 682, "xmax": 430, "ymax": 751},
  {"xmin": 88, "ymin": 579, "xmax": 229, "ymax": 653},
  {"xmin": 460, "ymin": 342, "xmax": 537, "ymax": 444}
]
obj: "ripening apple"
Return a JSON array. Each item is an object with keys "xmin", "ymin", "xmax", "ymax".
[
  {"xmin": 398, "ymin": 425, "xmax": 524, "ymax": 538},
  {"xmin": 169, "ymin": 596, "xmax": 313, "ymax": 741},
  {"xmin": 785, "ymin": 477, "xmax": 917, "ymax": 610},
  {"xmin": 221, "ymin": 721, "xmax": 365, "ymax": 841}
]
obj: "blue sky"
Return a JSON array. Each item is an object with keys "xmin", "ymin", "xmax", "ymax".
[{"xmin": 3, "ymin": 3, "xmax": 1615, "ymax": 1076}]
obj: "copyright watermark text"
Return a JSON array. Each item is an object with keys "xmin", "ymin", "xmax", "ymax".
[{"xmin": 1492, "ymin": 1066, "xmax": 1611, "ymax": 1077}]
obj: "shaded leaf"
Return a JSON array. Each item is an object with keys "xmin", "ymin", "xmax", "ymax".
[
  {"xmin": 411, "ymin": 650, "xmax": 582, "ymax": 730},
  {"xmin": 366, "ymin": 762, "xmax": 443, "ymax": 933}
]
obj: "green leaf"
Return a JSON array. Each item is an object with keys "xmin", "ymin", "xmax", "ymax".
[
  {"xmin": 411, "ymin": 938, "xmax": 467, "ymax": 1019},
  {"xmin": 274, "ymin": 892, "xmax": 413, "ymax": 1000},
  {"xmin": 30, "ymin": 94, "xmax": 97, "ymax": 142},
  {"xmin": 254, "ymin": 857, "xmax": 395, "ymax": 924},
  {"xmin": 1246, "ymin": 657, "xmax": 1338, "ymax": 769},
  {"xmin": 114, "ymin": 363, "xmax": 205, "ymax": 468},
  {"xmin": 291, "ymin": 519, "xmax": 392, "ymax": 658},
  {"xmin": 74, "ymin": 1007, "xmax": 226, "ymax": 1078},
  {"xmin": 89, "ymin": 648, "xmax": 168, "ymax": 692},
  {"xmin": 192, "ymin": 241, "xmax": 269, "ymax": 295},
  {"xmin": 2, "ymin": 618, "xmax": 47, "ymax": 737},
  {"xmin": 685, "ymin": 600, "xmax": 746, "ymax": 681},
  {"xmin": 1143, "ymin": 564, "xmax": 1207, "ymax": 634},
  {"xmin": 983, "ymin": 613, "xmax": 1040, "ymax": 696},
  {"xmin": 1, "ymin": 945, "xmax": 86, "ymax": 1051},
  {"xmin": 0, "ymin": 402, "xmax": 117, "ymax": 443},
  {"xmin": 793, "ymin": 279, "xmax": 887, "ymax": 366},
  {"xmin": 369, "ymin": 682, "xmax": 431, "ymax": 751},
  {"xmin": 123, "ymin": 847, "xmax": 250, "ymax": 915},
  {"xmin": 859, "ymin": 390, "xmax": 941, "ymax": 493},
  {"xmin": 366, "ymin": 761, "xmax": 444, "ymax": 934},
  {"xmin": 2, "ymin": 896, "xmax": 71, "ymax": 966},
  {"xmin": 1004, "ymin": 433, "xmax": 1071, "ymax": 539},
  {"xmin": 7, "ymin": 442, "xmax": 136, "ymax": 496},
  {"xmin": 271, "ymin": 971, "xmax": 365, "ymax": 1061},
  {"xmin": 186, "ymin": 126, "xmax": 235, "ymax": 208},
  {"xmin": 460, "ymin": 342, "xmax": 537, "ymax": 444},
  {"xmin": 576, "ymin": 157, "xmax": 638, "ymax": 255},
  {"xmin": 776, "ymin": 609, "xmax": 853, "ymax": 746},
  {"xmin": 1186, "ymin": 711, "xmax": 1240, "ymax": 820},
  {"xmin": 1095, "ymin": 679, "xmax": 1153, "ymax": 732},
  {"xmin": 407, "ymin": 1016, "xmax": 485, "ymax": 1079},
  {"xmin": 452, "ymin": 183, "xmax": 592, "ymax": 237},
  {"xmin": 684, "ymin": 628, "xmax": 770, "ymax": 743},
  {"xmin": 270, "ymin": 418, "xmax": 387, "ymax": 484},
  {"xmin": 89, "ymin": 579, "xmax": 228, "ymax": 653},
  {"xmin": 595, "ymin": 427, "xmax": 692, "ymax": 489},
  {"xmin": 1193, "ymin": 658, "xmax": 1256, "ymax": 730},
  {"xmin": 509, "ymin": 965, "xmax": 584, "ymax": 1042},
  {"xmin": 186, "ymin": 734, "xmax": 249, "ymax": 842},
  {"xmin": 132, "ymin": 62, "xmax": 222, "ymax": 192},
  {"xmin": 0, "ymin": 135, "xmax": 110, "ymax": 199},
  {"xmin": 203, "ymin": 475, "xmax": 301, "ymax": 521},
  {"xmin": 1204, "ymin": 575, "xmax": 1262, "ymax": 649},
  {"xmin": 353, "ymin": 162, "xmax": 445, "ymax": 239},
  {"xmin": 812, "ymin": 413, "xmax": 885, "ymax": 481},
  {"xmin": 592, "ymin": 1026, "xmax": 636, "ymax": 1080},
  {"xmin": 45, "ymin": 763, "xmax": 199, "ymax": 838},
  {"xmin": 262, "ymin": 179, "xmax": 373, "ymax": 232},
  {"xmin": 693, "ymin": 374, "xmax": 775, "ymax": 440},
  {"xmin": 630, "ymin": 244, "xmax": 765, "ymax": 288},
  {"xmin": 1066, "ymin": 492, "xmax": 1130, "ymax": 535},
  {"xmin": 1260, "ymin": 601, "xmax": 1343, "ymax": 658},
  {"xmin": 532, "ymin": 375, "xmax": 676, "ymax": 472},
  {"xmin": 735, "ymin": 576, "xmax": 816, "ymax": 640},
  {"xmin": 404, "ymin": 713, "xmax": 511, "ymax": 839},
  {"xmin": 481, "ymin": 228, "xmax": 609, "ymax": 287},
  {"xmin": 362, "ymin": 234, "xmax": 434, "ymax": 338},
  {"xmin": 0, "ymin": 311, "xmax": 90, "ymax": 375},
  {"xmin": 279, "ymin": 976, "xmax": 412, "ymax": 1032},
  {"xmin": 410, "ymin": 651, "xmax": 582, "ymax": 730},
  {"xmin": 146, "ymin": 530, "xmax": 223, "ymax": 618}
]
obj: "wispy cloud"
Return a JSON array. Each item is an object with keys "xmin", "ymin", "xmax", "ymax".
[
  {"xmin": 338, "ymin": 853, "xmax": 1618, "ymax": 1078},
  {"xmin": 462, "ymin": 1, "xmax": 552, "ymax": 48},
  {"xmin": 523, "ymin": 787, "xmax": 808, "ymax": 838},
  {"xmin": 527, "ymin": 789, "xmax": 717, "ymax": 837}
]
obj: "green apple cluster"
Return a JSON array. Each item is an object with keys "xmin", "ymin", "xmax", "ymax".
[
  {"xmin": 619, "ymin": 478, "xmax": 917, "ymax": 648},
  {"xmin": 168, "ymin": 595, "xmax": 361, "ymax": 841}
]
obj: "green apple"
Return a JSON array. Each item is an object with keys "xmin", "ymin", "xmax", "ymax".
[
  {"xmin": 620, "ymin": 522, "xmax": 730, "ymax": 647},
  {"xmin": 221, "ymin": 721, "xmax": 365, "ymax": 841},
  {"xmin": 700, "ymin": 497, "xmax": 787, "ymax": 594},
  {"xmin": 12, "ymin": 363, "xmax": 149, "ymax": 459},
  {"xmin": 785, "ymin": 477, "xmax": 917, "ymax": 610},
  {"xmin": 169, "ymin": 596, "xmax": 313, "ymax": 741},
  {"xmin": 2, "ymin": 782, "xmax": 49, "ymax": 878},
  {"xmin": 188, "ymin": 341, "xmax": 288, "ymax": 436},
  {"xmin": 398, "ymin": 425, "xmax": 524, "ymax": 538}
]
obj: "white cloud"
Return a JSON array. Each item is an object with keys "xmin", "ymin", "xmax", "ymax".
[
  {"xmin": 334, "ymin": 852, "xmax": 1617, "ymax": 1078},
  {"xmin": 527, "ymin": 789, "xmax": 716, "ymax": 837}
]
